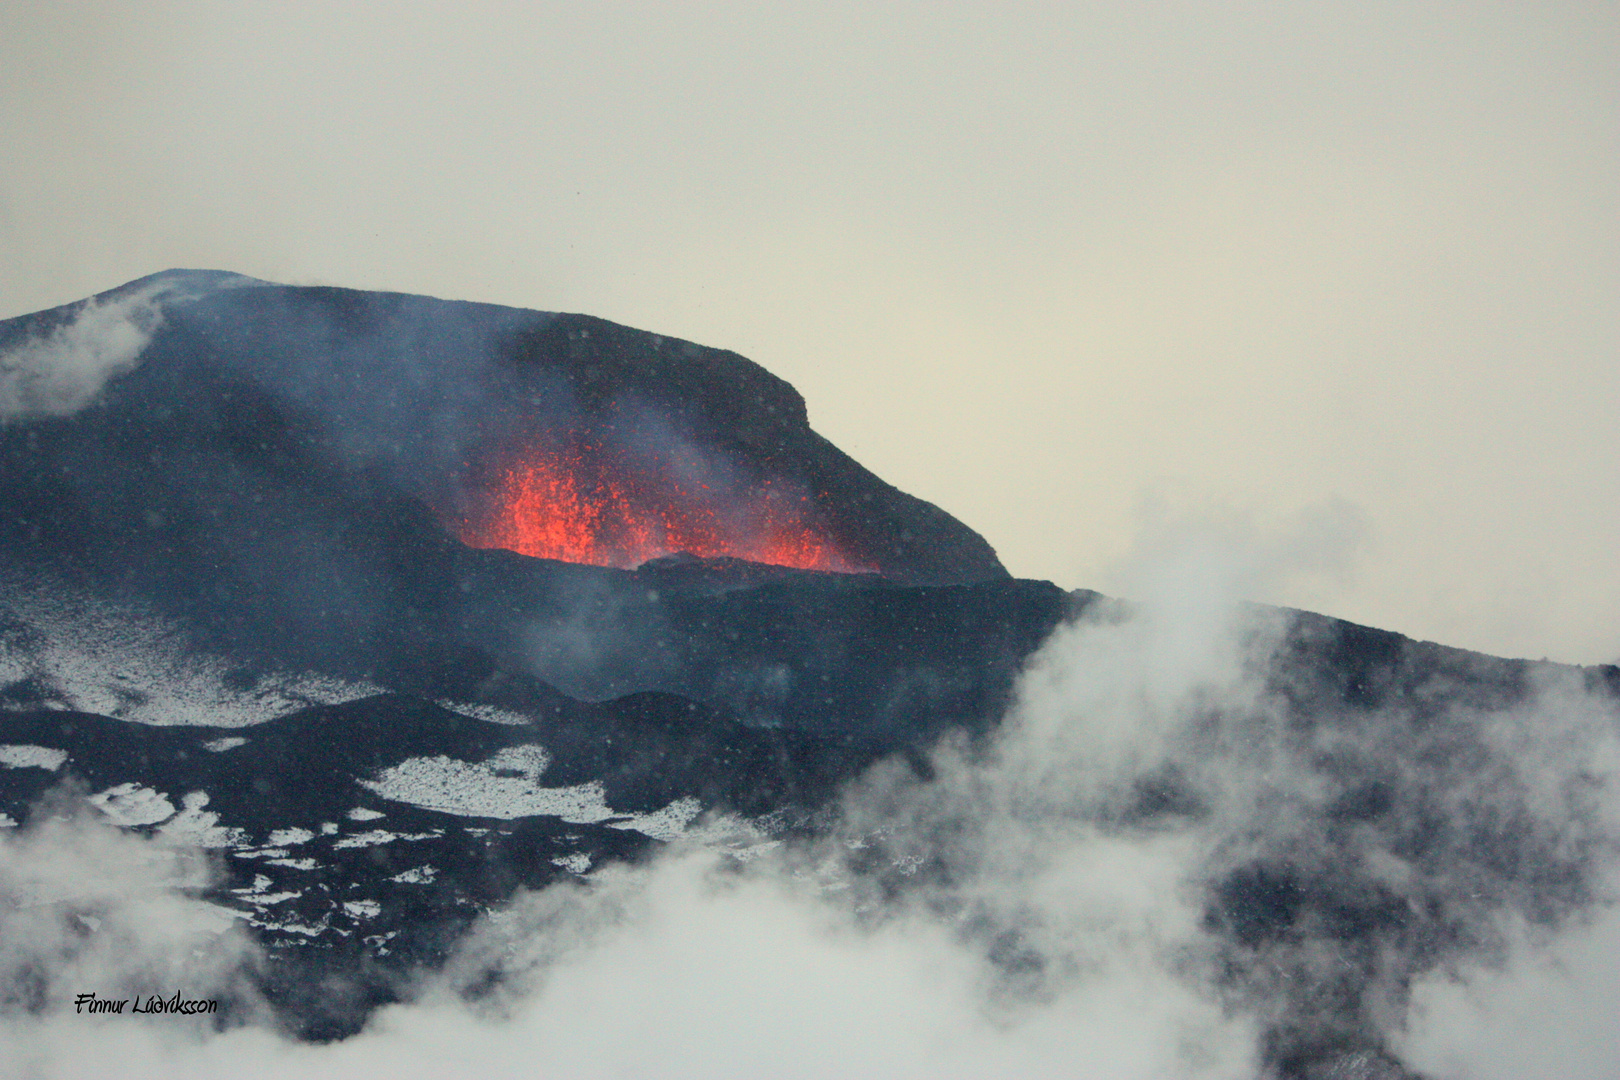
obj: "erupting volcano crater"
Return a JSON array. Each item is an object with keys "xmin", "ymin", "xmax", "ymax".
[{"xmin": 453, "ymin": 435, "xmax": 867, "ymax": 573}]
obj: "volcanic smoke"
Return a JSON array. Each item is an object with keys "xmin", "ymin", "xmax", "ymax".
[{"xmin": 453, "ymin": 438, "xmax": 866, "ymax": 573}]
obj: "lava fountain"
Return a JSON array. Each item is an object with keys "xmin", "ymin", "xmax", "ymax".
[{"xmin": 453, "ymin": 436, "xmax": 868, "ymax": 573}]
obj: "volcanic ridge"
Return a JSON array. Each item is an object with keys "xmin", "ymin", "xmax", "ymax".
[{"xmin": 2, "ymin": 271, "xmax": 1616, "ymax": 1077}]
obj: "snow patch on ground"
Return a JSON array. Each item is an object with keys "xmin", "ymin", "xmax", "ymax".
[
  {"xmin": 342, "ymin": 900, "xmax": 381, "ymax": 920},
  {"xmin": 550, "ymin": 853, "xmax": 592, "ymax": 874},
  {"xmin": 0, "ymin": 744, "xmax": 67, "ymax": 771},
  {"xmin": 331, "ymin": 828, "xmax": 441, "ymax": 850},
  {"xmin": 88, "ymin": 783, "xmax": 176, "ymax": 827},
  {"xmin": 434, "ymin": 699, "xmax": 532, "ymax": 726},
  {"xmin": 250, "ymin": 914, "xmax": 327, "ymax": 937},
  {"xmin": 233, "ymin": 848, "xmax": 287, "ymax": 860},
  {"xmin": 0, "ymin": 580, "xmax": 384, "ymax": 725},
  {"xmin": 264, "ymin": 857, "xmax": 319, "ymax": 871},
  {"xmin": 360, "ymin": 747, "xmax": 612, "ymax": 823},
  {"xmin": 158, "ymin": 791, "xmax": 247, "ymax": 847},
  {"xmin": 361, "ymin": 745, "xmax": 704, "ymax": 839},
  {"xmin": 232, "ymin": 876, "xmax": 301, "ymax": 907},
  {"xmin": 608, "ymin": 797, "xmax": 702, "ymax": 841}
]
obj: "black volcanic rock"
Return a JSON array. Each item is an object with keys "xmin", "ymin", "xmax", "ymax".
[
  {"xmin": 499, "ymin": 311, "xmax": 1001, "ymax": 583},
  {"xmin": 0, "ymin": 270, "xmax": 1076, "ymax": 1039},
  {"xmin": 3, "ymin": 273, "xmax": 1618, "ymax": 1075},
  {"xmin": 0, "ymin": 270, "xmax": 1004, "ymax": 587},
  {"xmin": 0, "ymin": 271, "xmax": 1056, "ymax": 734}
]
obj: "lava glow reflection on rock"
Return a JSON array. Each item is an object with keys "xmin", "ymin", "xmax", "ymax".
[{"xmin": 454, "ymin": 441, "xmax": 866, "ymax": 572}]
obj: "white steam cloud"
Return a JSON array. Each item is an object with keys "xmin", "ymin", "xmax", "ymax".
[
  {"xmin": 0, "ymin": 282, "xmax": 177, "ymax": 421},
  {"xmin": 0, "ymin": 794, "xmax": 268, "ymax": 1078},
  {"xmin": 1, "ymin": 533, "xmax": 1616, "ymax": 1077}
]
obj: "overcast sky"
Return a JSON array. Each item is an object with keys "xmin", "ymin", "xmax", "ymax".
[{"xmin": 3, "ymin": 1, "xmax": 1616, "ymax": 664}]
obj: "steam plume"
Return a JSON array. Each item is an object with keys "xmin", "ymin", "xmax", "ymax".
[{"xmin": 0, "ymin": 284, "xmax": 173, "ymax": 420}]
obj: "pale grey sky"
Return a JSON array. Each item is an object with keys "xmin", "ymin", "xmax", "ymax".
[{"xmin": 3, "ymin": 1, "xmax": 1616, "ymax": 663}]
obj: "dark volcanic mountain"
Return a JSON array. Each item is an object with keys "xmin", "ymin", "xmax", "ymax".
[{"xmin": 2, "ymin": 273, "xmax": 1616, "ymax": 1077}]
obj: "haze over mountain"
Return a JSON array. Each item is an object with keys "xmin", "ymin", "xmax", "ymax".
[
  {"xmin": 2, "ymin": 275, "xmax": 1618, "ymax": 1078},
  {"xmin": 8, "ymin": 4, "xmax": 1616, "ymax": 670}
]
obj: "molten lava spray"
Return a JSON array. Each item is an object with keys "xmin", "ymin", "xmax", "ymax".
[{"xmin": 455, "ymin": 440, "xmax": 865, "ymax": 572}]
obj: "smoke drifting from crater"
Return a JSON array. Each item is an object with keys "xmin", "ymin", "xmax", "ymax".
[{"xmin": 0, "ymin": 283, "xmax": 173, "ymax": 421}]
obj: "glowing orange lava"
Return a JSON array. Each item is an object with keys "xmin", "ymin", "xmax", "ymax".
[{"xmin": 455, "ymin": 443, "xmax": 866, "ymax": 573}]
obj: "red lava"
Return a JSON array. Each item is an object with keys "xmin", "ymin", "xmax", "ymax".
[{"xmin": 454, "ymin": 443, "xmax": 865, "ymax": 572}]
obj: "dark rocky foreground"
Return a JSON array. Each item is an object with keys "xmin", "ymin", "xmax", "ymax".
[
  {"xmin": 2, "ymin": 273, "xmax": 1616, "ymax": 1075},
  {"xmin": 0, "ymin": 271, "xmax": 1069, "ymax": 1038}
]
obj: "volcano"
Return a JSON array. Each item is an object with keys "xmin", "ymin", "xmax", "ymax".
[{"xmin": 2, "ymin": 272, "xmax": 1617, "ymax": 1077}]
